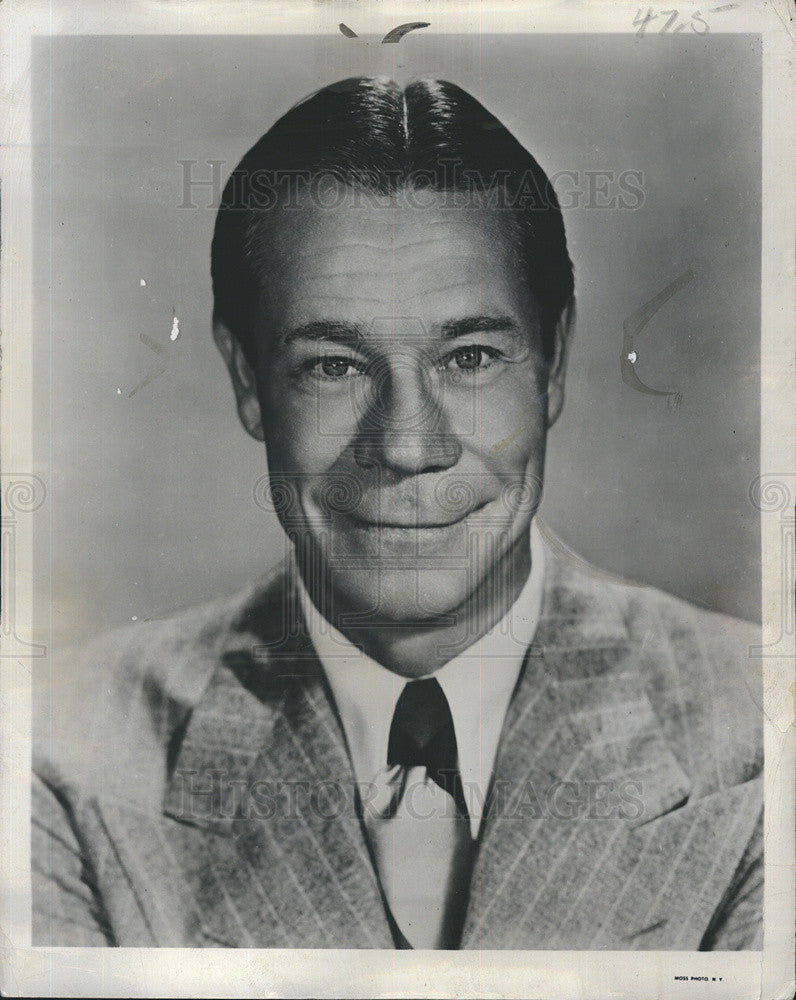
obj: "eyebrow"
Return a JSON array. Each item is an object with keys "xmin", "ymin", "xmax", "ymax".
[
  {"xmin": 439, "ymin": 315, "xmax": 520, "ymax": 340},
  {"xmin": 280, "ymin": 320, "xmax": 367, "ymax": 347},
  {"xmin": 280, "ymin": 313, "xmax": 520, "ymax": 348}
]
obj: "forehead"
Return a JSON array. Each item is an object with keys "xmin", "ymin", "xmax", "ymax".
[{"xmin": 247, "ymin": 187, "xmax": 535, "ymax": 342}]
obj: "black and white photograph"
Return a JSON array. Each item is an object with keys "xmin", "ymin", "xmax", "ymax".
[{"xmin": 2, "ymin": 3, "xmax": 793, "ymax": 998}]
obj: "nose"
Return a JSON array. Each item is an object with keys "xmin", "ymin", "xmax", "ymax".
[{"xmin": 353, "ymin": 356, "xmax": 462, "ymax": 475}]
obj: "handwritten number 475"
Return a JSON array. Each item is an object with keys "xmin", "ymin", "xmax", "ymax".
[{"xmin": 634, "ymin": 9, "xmax": 710, "ymax": 34}]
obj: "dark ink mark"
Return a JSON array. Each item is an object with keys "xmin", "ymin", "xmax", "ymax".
[
  {"xmin": 139, "ymin": 332, "xmax": 167, "ymax": 357},
  {"xmin": 621, "ymin": 269, "xmax": 693, "ymax": 399},
  {"xmin": 381, "ymin": 22, "xmax": 430, "ymax": 44},
  {"xmin": 339, "ymin": 23, "xmax": 357, "ymax": 38},
  {"xmin": 128, "ymin": 332, "xmax": 168, "ymax": 398},
  {"xmin": 666, "ymin": 391, "xmax": 684, "ymax": 411},
  {"xmin": 623, "ymin": 919, "xmax": 668, "ymax": 940}
]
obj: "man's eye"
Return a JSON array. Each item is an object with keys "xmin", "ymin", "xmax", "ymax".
[
  {"xmin": 312, "ymin": 355, "xmax": 365, "ymax": 380},
  {"xmin": 442, "ymin": 345, "xmax": 500, "ymax": 373}
]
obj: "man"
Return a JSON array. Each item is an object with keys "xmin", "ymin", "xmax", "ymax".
[{"xmin": 33, "ymin": 77, "xmax": 763, "ymax": 949}]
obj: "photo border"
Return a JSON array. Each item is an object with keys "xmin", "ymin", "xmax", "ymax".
[{"xmin": 1, "ymin": 2, "xmax": 793, "ymax": 998}]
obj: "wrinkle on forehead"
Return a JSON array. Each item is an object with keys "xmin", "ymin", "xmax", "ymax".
[
  {"xmin": 245, "ymin": 184, "xmax": 525, "ymax": 284},
  {"xmin": 245, "ymin": 184, "xmax": 536, "ymax": 352}
]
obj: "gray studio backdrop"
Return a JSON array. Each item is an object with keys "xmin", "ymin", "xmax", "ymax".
[{"xmin": 32, "ymin": 33, "xmax": 762, "ymax": 650}]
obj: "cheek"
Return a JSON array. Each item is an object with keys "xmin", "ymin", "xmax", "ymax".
[
  {"xmin": 457, "ymin": 365, "xmax": 549, "ymax": 460},
  {"xmin": 260, "ymin": 383, "xmax": 352, "ymax": 476}
]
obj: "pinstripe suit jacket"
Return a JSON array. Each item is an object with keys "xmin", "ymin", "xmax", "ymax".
[{"xmin": 32, "ymin": 538, "xmax": 764, "ymax": 949}]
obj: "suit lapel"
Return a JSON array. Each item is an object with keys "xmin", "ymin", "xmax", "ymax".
[
  {"xmin": 223, "ymin": 662, "xmax": 393, "ymax": 947},
  {"xmin": 157, "ymin": 573, "xmax": 393, "ymax": 948},
  {"xmin": 461, "ymin": 550, "xmax": 760, "ymax": 950}
]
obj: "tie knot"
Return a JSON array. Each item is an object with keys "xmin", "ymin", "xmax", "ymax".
[
  {"xmin": 387, "ymin": 677, "xmax": 468, "ymax": 817},
  {"xmin": 388, "ymin": 678, "xmax": 453, "ymax": 767}
]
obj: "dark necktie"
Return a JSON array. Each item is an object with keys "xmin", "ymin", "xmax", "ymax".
[
  {"xmin": 366, "ymin": 677, "xmax": 474, "ymax": 949},
  {"xmin": 387, "ymin": 677, "xmax": 470, "ymax": 818}
]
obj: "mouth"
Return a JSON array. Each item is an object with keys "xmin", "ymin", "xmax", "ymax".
[
  {"xmin": 353, "ymin": 520, "xmax": 461, "ymax": 530},
  {"xmin": 346, "ymin": 500, "xmax": 492, "ymax": 531}
]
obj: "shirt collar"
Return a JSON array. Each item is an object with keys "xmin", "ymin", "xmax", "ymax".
[{"xmin": 295, "ymin": 521, "xmax": 546, "ymax": 837}]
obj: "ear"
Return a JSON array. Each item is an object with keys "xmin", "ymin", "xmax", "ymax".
[
  {"xmin": 546, "ymin": 297, "xmax": 575, "ymax": 428},
  {"xmin": 213, "ymin": 319, "xmax": 264, "ymax": 441}
]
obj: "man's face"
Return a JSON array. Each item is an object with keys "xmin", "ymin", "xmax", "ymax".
[{"xmin": 221, "ymin": 188, "xmax": 567, "ymax": 625}]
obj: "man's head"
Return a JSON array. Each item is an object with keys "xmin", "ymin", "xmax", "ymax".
[{"xmin": 212, "ymin": 77, "xmax": 574, "ymax": 634}]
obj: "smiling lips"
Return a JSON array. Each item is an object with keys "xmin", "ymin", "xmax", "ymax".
[{"xmin": 345, "ymin": 499, "xmax": 491, "ymax": 530}]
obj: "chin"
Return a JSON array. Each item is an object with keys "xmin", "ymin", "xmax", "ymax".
[{"xmin": 329, "ymin": 565, "xmax": 474, "ymax": 626}]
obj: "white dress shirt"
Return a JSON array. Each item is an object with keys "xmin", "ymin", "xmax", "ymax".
[{"xmin": 296, "ymin": 520, "xmax": 546, "ymax": 839}]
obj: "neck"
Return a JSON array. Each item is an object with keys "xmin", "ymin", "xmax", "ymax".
[{"xmin": 302, "ymin": 533, "xmax": 532, "ymax": 678}]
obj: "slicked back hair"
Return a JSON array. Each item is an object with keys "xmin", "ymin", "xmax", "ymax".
[{"xmin": 211, "ymin": 77, "xmax": 574, "ymax": 365}]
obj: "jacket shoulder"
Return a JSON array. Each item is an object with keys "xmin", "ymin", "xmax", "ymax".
[
  {"xmin": 541, "ymin": 537, "xmax": 763, "ymax": 796},
  {"xmin": 620, "ymin": 582, "xmax": 763, "ymax": 783},
  {"xmin": 33, "ymin": 566, "xmax": 289, "ymax": 807}
]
